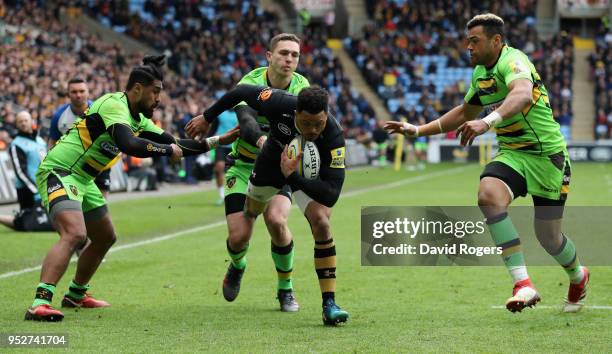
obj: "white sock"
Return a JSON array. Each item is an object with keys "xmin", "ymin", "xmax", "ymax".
[
  {"xmin": 509, "ymin": 266, "xmax": 529, "ymax": 284},
  {"xmin": 218, "ymin": 187, "xmax": 224, "ymax": 199},
  {"xmin": 570, "ymin": 266, "xmax": 585, "ymax": 284}
]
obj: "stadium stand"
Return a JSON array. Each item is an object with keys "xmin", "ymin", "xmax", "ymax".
[
  {"xmin": 347, "ymin": 0, "xmax": 575, "ymax": 140},
  {"xmin": 83, "ymin": 0, "xmax": 376, "ymax": 139},
  {"xmin": 590, "ymin": 21, "xmax": 612, "ymax": 140}
]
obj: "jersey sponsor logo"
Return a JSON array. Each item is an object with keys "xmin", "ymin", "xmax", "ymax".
[
  {"xmin": 258, "ymin": 89, "xmax": 273, "ymax": 101},
  {"xmin": 509, "ymin": 60, "xmax": 529, "ymax": 75},
  {"xmin": 477, "ymin": 78, "xmax": 497, "ymax": 95},
  {"xmin": 146, "ymin": 143, "xmax": 166, "ymax": 153},
  {"xmin": 101, "ymin": 141, "xmax": 120, "ymax": 155},
  {"xmin": 278, "ymin": 123, "xmax": 292, "ymax": 135},
  {"xmin": 330, "ymin": 147, "xmax": 345, "ymax": 168},
  {"xmin": 47, "ymin": 183, "xmax": 62, "ymax": 194}
]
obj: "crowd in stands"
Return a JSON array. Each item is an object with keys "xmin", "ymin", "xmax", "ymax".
[
  {"xmin": 85, "ymin": 0, "xmax": 376, "ymax": 141},
  {"xmin": 1, "ymin": 0, "xmax": 376, "ymax": 158},
  {"xmin": 590, "ymin": 20, "xmax": 612, "ymax": 140},
  {"xmin": 0, "ymin": 0, "xmax": 377, "ymax": 186},
  {"xmin": 347, "ymin": 0, "xmax": 575, "ymax": 140}
]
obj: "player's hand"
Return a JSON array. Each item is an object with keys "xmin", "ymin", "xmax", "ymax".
[
  {"xmin": 256, "ymin": 135, "xmax": 268, "ymax": 149},
  {"xmin": 169, "ymin": 143, "xmax": 183, "ymax": 163},
  {"xmin": 456, "ymin": 120, "xmax": 489, "ymax": 146},
  {"xmin": 185, "ymin": 115, "xmax": 210, "ymax": 140},
  {"xmin": 384, "ymin": 121, "xmax": 418, "ymax": 137},
  {"xmin": 281, "ymin": 145, "xmax": 302, "ymax": 178},
  {"xmin": 219, "ymin": 125, "xmax": 240, "ymax": 146}
]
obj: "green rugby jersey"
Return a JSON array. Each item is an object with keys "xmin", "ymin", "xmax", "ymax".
[
  {"xmin": 464, "ymin": 45, "xmax": 565, "ymax": 155},
  {"xmin": 40, "ymin": 92, "xmax": 163, "ymax": 179},
  {"xmin": 233, "ymin": 67, "xmax": 309, "ymax": 163}
]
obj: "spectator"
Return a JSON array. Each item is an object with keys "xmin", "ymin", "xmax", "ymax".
[{"xmin": 0, "ymin": 111, "xmax": 54, "ymax": 232}]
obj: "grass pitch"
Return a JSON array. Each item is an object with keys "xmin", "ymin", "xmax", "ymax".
[{"xmin": 1, "ymin": 162, "xmax": 611, "ymax": 353}]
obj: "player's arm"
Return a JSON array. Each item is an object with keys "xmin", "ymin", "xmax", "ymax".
[
  {"xmin": 235, "ymin": 105, "xmax": 267, "ymax": 148},
  {"xmin": 384, "ymin": 103, "xmax": 483, "ymax": 138},
  {"xmin": 185, "ymin": 84, "xmax": 273, "ymax": 140},
  {"xmin": 47, "ymin": 109, "xmax": 62, "ymax": 149},
  {"xmin": 108, "ymin": 123, "xmax": 177, "ymax": 158},
  {"xmin": 281, "ymin": 145, "xmax": 345, "ymax": 208},
  {"xmin": 490, "ymin": 79, "xmax": 533, "ymax": 119},
  {"xmin": 457, "ymin": 79, "xmax": 532, "ymax": 144},
  {"xmin": 9, "ymin": 144, "xmax": 38, "ymax": 194},
  {"xmin": 139, "ymin": 127, "xmax": 240, "ymax": 156}
]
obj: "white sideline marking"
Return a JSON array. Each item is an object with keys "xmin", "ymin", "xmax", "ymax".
[
  {"xmin": 490, "ymin": 305, "xmax": 612, "ymax": 310},
  {"xmin": 0, "ymin": 165, "xmax": 472, "ymax": 281},
  {"xmin": 0, "ymin": 221, "xmax": 226, "ymax": 280}
]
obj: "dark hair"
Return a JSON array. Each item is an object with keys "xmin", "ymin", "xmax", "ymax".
[
  {"xmin": 269, "ymin": 33, "xmax": 301, "ymax": 52},
  {"xmin": 126, "ymin": 55, "xmax": 166, "ymax": 90},
  {"xmin": 67, "ymin": 77, "xmax": 86, "ymax": 86},
  {"xmin": 467, "ymin": 13, "xmax": 505, "ymax": 40},
  {"xmin": 297, "ymin": 86, "xmax": 328, "ymax": 114}
]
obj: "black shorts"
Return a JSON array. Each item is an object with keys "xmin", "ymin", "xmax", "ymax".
[
  {"xmin": 250, "ymin": 142, "xmax": 285, "ymax": 189},
  {"xmin": 215, "ymin": 146, "xmax": 232, "ymax": 163},
  {"xmin": 94, "ymin": 169, "xmax": 111, "ymax": 192}
]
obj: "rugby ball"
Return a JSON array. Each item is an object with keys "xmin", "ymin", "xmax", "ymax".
[{"xmin": 287, "ymin": 136, "xmax": 320, "ymax": 179}]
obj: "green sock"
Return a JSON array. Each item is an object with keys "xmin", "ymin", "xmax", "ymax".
[
  {"xmin": 271, "ymin": 241, "xmax": 294, "ymax": 291},
  {"xmin": 32, "ymin": 283, "xmax": 55, "ymax": 308},
  {"xmin": 227, "ymin": 239, "xmax": 248, "ymax": 270},
  {"xmin": 550, "ymin": 234, "xmax": 583, "ymax": 283},
  {"xmin": 487, "ymin": 212, "xmax": 529, "ymax": 283},
  {"xmin": 66, "ymin": 279, "xmax": 89, "ymax": 301}
]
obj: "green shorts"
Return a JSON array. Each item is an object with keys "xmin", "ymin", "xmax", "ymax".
[
  {"xmin": 414, "ymin": 141, "xmax": 428, "ymax": 152},
  {"xmin": 481, "ymin": 149, "xmax": 571, "ymax": 201},
  {"xmin": 224, "ymin": 162, "xmax": 252, "ymax": 197},
  {"xmin": 37, "ymin": 168, "xmax": 107, "ymax": 221}
]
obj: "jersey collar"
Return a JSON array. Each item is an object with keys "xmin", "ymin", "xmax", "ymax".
[
  {"xmin": 485, "ymin": 44, "xmax": 508, "ymax": 71},
  {"xmin": 265, "ymin": 68, "xmax": 292, "ymax": 91}
]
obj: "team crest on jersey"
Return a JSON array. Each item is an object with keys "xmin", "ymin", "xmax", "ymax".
[
  {"xmin": 278, "ymin": 123, "xmax": 292, "ymax": 135},
  {"xmin": 258, "ymin": 89, "xmax": 273, "ymax": 101},
  {"xmin": 227, "ymin": 176, "xmax": 237, "ymax": 189},
  {"xmin": 477, "ymin": 78, "xmax": 497, "ymax": 95},
  {"xmin": 69, "ymin": 185, "xmax": 78, "ymax": 196}
]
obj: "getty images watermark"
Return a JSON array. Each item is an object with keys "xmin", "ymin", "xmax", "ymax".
[{"xmin": 361, "ymin": 206, "xmax": 611, "ymax": 266}]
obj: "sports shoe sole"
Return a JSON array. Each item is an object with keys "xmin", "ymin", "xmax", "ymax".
[
  {"xmin": 506, "ymin": 294, "xmax": 541, "ymax": 313},
  {"xmin": 322, "ymin": 312, "xmax": 349, "ymax": 326},
  {"xmin": 24, "ymin": 310, "xmax": 64, "ymax": 322}
]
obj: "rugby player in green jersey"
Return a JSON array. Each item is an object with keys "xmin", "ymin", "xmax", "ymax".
[
  {"xmin": 385, "ymin": 14, "xmax": 588, "ymax": 313},
  {"xmin": 186, "ymin": 34, "xmax": 309, "ymax": 312},
  {"xmin": 25, "ymin": 56, "xmax": 239, "ymax": 322}
]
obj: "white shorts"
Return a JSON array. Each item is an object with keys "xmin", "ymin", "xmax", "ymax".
[{"xmin": 247, "ymin": 180, "xmax": 280, "ymax": 203}]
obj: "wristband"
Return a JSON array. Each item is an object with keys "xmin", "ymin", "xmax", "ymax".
[
  {"xmin": 482, "ymin": 111, "xmax": 503, "ymax": 128},
  {"xmin": 402, "ymin": 122, "xmax": 419, "ymax": 137},
  {"xmin": 206, "ymin": 136, "xmax": 220, "ymax": 149},
  {"xmin": 256, "ymin": 135, "xmax": 267, "ymax": 149}
]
